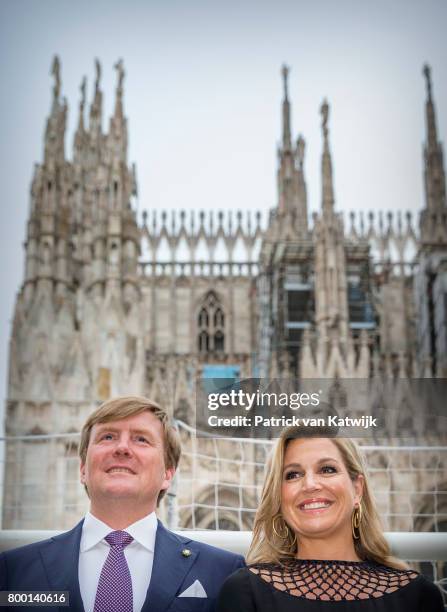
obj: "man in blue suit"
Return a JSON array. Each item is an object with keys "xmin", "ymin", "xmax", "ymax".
[{"xmin": 0, "ymin": 396, "xmax": 244, "ymax": 611}]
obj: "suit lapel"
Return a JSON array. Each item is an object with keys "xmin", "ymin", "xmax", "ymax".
[
  {"xmin": 142, "ymin": 521, "xmax": 198, "ymax": 612},
  {"xmin": 39, "ymin": 520, "xmax": 85, "ymax": 612}
]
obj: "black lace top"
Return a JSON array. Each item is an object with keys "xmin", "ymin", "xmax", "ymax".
[{"xmin": 216, "ymin": 559, "xmax": 444, "ymax": 611}]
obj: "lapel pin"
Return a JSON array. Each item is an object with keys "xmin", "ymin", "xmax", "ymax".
[{"xmin": 182, "ymin": 548, "xmax": 192, "ymax": 557}]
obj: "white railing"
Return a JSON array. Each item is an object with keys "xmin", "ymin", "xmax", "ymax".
[{"xmin": 0, "ymin": 529, "xmax": 446, "ymax": 560}]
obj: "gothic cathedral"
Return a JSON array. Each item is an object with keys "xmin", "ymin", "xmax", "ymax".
[{"xmin": 3, "ymin": 58, "xmax": 446, "ymax": 529}]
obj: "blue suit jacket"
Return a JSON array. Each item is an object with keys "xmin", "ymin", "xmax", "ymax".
[{"xmin": 0, "ymin": 520, "xmax": 245, "ymax": 612}]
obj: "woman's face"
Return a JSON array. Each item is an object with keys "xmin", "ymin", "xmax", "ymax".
[{"xmin": 281, "ymin": 438, "xmax": 363, "ymax": 545}]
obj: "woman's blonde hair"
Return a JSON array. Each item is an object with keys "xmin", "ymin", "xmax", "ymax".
[{"xmin": 247, "ymin": 427, "xmax": 407, "ymax": 569}]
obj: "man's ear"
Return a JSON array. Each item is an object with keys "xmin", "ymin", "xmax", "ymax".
[
  {"xmin": 80, "ymin": 461, "xmax": 86, "ymax": 485},
  {"xmin": 160, "ymin": 466, "xmax": 175, "ymax": 492}
]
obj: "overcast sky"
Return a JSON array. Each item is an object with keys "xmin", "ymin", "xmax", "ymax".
[{"xmin": 0, "ymin": 0, "xmax": 446, "ymax": 408}]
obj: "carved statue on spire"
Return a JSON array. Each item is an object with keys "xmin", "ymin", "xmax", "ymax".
[
  {"xmin": 76, "ymin": 78, "xmax": 86, "ymax": 141},
  {"xmin": 94, "ymin": 58, "xmax": 101, "ymax": 92},
  {"xmin": 321, "ymin": 98, "xmax": 329, "ymax": 140},
  {"xmin": 51, "ymin": 55, "xmax": 61, "ymax": 100},
  {"xmin": 296, "ymin": 135, "xmax": 305, "ymax": 167},
  {"xmin": 281, "ymin": 64, "xmax": 289, "ymax": 99},
  {"xmin": 80, "ymin": 76, "xmax": 86, "ymax": 108},
  {"xmin": 132, "ymin": 163, "xmax": 138, "ymax": 196},
  {"xmin": 114, "ymin": 59, "xmax": 125, "ymax": 90},
  {"xmin": 423, "ymin": 64, "xmax": 432, "ymax": 100}
]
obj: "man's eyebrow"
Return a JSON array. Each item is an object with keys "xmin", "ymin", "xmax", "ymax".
[
  {"xmin": 93, "ymin": 425, "xmax": 154, "ymax": 436},
  {"xmin": 130, "ymin": 428, "xmax": 154, "ymax": 437},
  {"xmin": 94, "ymin": 425, "xmax": 119, "ymax": 433}
]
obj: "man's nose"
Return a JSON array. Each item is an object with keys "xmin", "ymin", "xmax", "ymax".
[{"xmin": 113, "ymin": 434, "xmax": 132, "ymax": 455}]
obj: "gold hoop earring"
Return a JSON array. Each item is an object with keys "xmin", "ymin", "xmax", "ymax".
[
  {"xmin": 272, "ymin": 515, "xmax": 297, "ymax": 547},
  {"xmin": 272, "ymin": 515, "xmax": 288, "ymax": 539},
  {"xmin": 352, "ymin": 503, "xmax": 362, "ymax": 540}
]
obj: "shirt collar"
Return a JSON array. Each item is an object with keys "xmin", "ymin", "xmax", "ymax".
[
  {"xmin": 125, "ymin": 512, "xmax": 157, "ymax": 552},
  {"xmin": 80, "ymin": 511, "xmax": 158, "ymax": 553}
]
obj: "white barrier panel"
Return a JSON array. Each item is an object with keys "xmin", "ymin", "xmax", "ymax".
[{"xmin": 1, "ymin": 530, "xmax": 446, "ymax": 561}]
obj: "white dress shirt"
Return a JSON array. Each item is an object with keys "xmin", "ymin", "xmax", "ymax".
[{"xmin": 79, "ymin": 511, "xmax": 158, "ymax": 612}]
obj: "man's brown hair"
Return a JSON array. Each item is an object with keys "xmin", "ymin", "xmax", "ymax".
[{"xmin": 79, "ymin": 396, "xmax": 181, "ymax": 503}]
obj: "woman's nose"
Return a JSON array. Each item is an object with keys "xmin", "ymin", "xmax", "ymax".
[{"xmin": 302, "ymin": 471, "xmax": 322, "ymax": 491}]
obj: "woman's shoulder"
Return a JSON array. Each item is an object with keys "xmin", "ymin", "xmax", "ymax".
[
  {"xmin": 217, "ymin": 567, "xmax": 258, "ymax": 611},
  {"xmin": 222, "ymin": 565, "xmax": 253, "ymax": 584},
  {"xmin": 247, "ymin": 561, "xmax": 288, "ymax": 578},
  {"xmin": 219, "ymin": 566, "xmax": 256, "ymax": 595},
  {"xmin": 219, "ymin": 563, "xmax": 282, "ymax": 597},
  {"xmin": 409, "ymin": 573, "xmax": 445, "ymax": 608}
]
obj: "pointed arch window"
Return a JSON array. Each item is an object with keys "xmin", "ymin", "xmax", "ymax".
[
  {"xmin": 198, "ymin": 330, "xmax": 210, "ymax": 353},
  {"xmin": 214, "ymin": 308, "xmax": 224, "ymax": 328},
  {"xmin": 198, "ymin": 291, "xmax": 225, "ymax": 354},
  {"xmin": 214, "ymin": 330, "xmax": 224, "ymax": 352},
  {"xmin": 198, "ymin": 308, "xmax": 209, "ymax": 328}
]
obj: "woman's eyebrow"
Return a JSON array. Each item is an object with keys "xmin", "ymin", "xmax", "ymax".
[
  {"xmin": 317, "ymin": 457, "xmax": 341, "ymax": 464},
  {"xmin": 283, "ymin": 462, "xmax": 302, "ymax": 470},
  {"xmin": 283, "ymin": 457, "xmax": 341, "ymax": 470}
]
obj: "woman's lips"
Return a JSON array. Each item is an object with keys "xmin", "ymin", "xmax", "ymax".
[{"xmin": 298, "ymin": 498, "xmax": 333, "ymax": 512}]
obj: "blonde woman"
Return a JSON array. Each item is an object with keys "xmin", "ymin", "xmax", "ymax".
[{"xmin": 217, "ymin": 428, "xmax": 444, "ymax": 611}]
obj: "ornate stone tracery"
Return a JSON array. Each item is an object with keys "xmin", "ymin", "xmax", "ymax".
[{"xmin": 197, "ymin": 291, "xmax": 226, "ymax": 354}]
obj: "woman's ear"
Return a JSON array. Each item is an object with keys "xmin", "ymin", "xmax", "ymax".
[{"xmin": 354, "ymin": 474, "xmax": 364, "ymax": 503}]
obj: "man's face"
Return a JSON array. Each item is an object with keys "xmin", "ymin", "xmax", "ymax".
[{"xmin": 80, "ymin": 411, "xmax": 174, "ymax": 513}]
